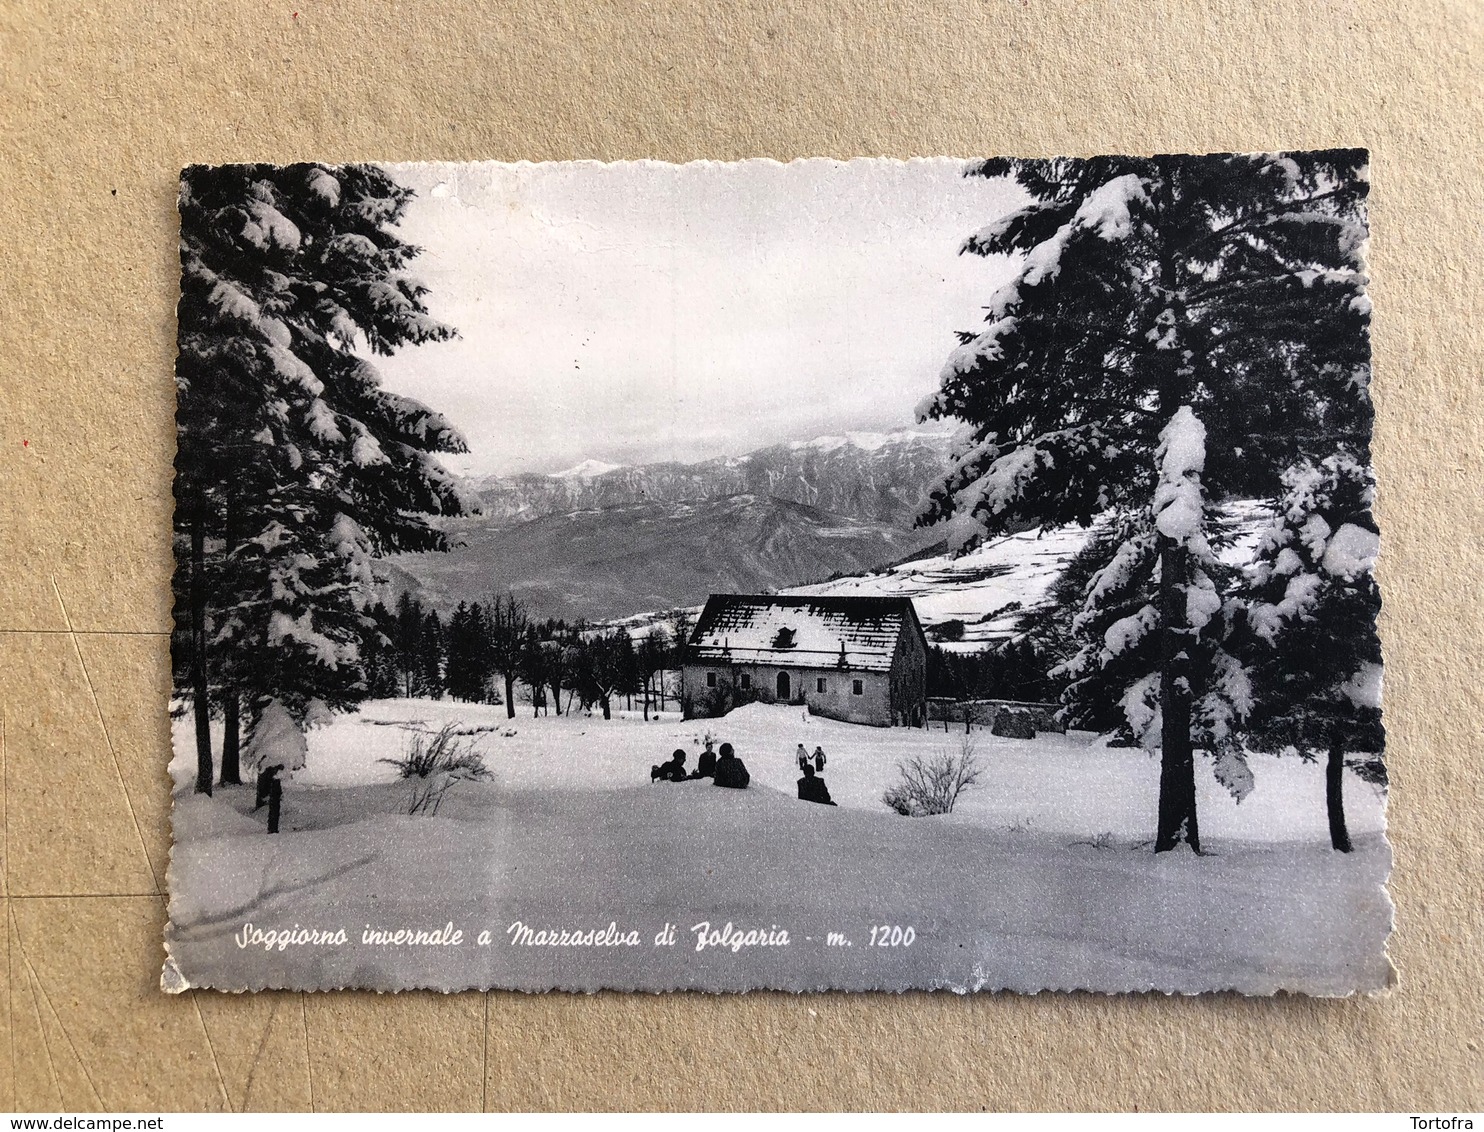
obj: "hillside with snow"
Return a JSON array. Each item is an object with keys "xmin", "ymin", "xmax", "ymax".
[
  {"xmin": 785, "ymin": 500, "xmax": 1272, "ymax": 649},
  {"xmin": 786, "ymin": 524, "xmax": 1092, "ymax": 648}
]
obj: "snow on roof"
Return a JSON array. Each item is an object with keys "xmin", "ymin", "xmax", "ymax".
[{"xmin": 687, "ymin": 594, "xmax": 921, "ymax": 672}]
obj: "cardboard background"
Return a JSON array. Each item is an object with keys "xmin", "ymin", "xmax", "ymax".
[{"xmin": 1, "ymin": 0, "xmax": 1480, "ymax": 1111}]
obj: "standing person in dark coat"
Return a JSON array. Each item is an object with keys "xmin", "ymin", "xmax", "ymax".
[
  {"xmin": 812, "ymin": 746, "xmax": 827, "ymax": 773},
  {"xmin": 796, "ymin": 762, "xmax": 836, "ymax": 806},
  {"xmin": 712, "ymin": 742, "xmax": 750, "ymax": 789},
  {"xmin": 265, "ymin": 774, "xmax": 284, "ymax": 832},
  {"xmin": 651, "ymin": 749, "xmax": 687, "ymax": 782},
  {"xmin": 691, "ymin": 737, "xmax": 718, "ymax": 779},
  {"xmin": 254, "ymin": 764, "xmax": 282, "ymax": 810}
]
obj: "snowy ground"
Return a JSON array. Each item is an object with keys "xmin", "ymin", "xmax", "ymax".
[{"xmin": 167, "ymin": 700, "xmax": 1392, "ymax": 995}]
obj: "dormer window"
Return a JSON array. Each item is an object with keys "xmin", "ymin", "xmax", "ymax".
[{"xmin": 772, "ymin": 626, "xmax": 797, "ymax": 649}]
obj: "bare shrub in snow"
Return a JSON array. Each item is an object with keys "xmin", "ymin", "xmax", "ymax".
[
  {"xmin": 380, "ymin": 723, "xmax": 492, "ymax": 816},
  {"xmin": 883, "ymin": 735, "xmax": 981, "ymax": 817}
]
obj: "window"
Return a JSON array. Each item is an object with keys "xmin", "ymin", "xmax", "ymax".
[
  {"xmin": 852, "ymin": 679, "xmax": 863, "ymax": 696},
  {"xmin": 816, "ymin": 677, "xmax": 827, "ymax": 693},
  {"xmin": 740, "ymin": 673, "xmax": 751, "ymax": 690},
  {"xmin": 706, "ymin": 672, "xmax": 717, "ymax": 688}
]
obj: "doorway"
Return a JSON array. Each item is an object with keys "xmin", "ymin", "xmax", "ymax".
[{"xmin": 776, "ymin": 671, "xmax": 791, "ymax": 701}]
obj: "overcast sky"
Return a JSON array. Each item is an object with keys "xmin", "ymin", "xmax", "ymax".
[{"xmin": 374, "ymin": 159, "xmax": 1027, "ymax": 477}]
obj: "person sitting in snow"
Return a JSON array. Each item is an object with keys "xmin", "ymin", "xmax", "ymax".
[
  {"xmin": 812, "ymin": 745, "xmax": 827, "ymax": 773},
  {"xmin": 796, "ymin": 743, "xmax": 811, "ymax": 773},
  {"xmin": 690, "ymin": 737, "xmax": 718, "ymax": 779},
  {"xmin": 712, "ymin": 742, "xmax": 750, "ymax": 789},
  {"xmin": 651, "ymin": 749, "xmax": 688, "ymax": 783},
  {"xmin": 796, "ymin": 762, "xmax": 836, "ymax": 806}
]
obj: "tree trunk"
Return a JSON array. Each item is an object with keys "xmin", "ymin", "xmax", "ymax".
[
  {"xmin": 219, "ymin": 690, "xmax": 242, "ymax": 785},
  {"xmin": 601, "ymin": 695, "xmax": 611, "ymax": 720},
  {"xmin": 190, "ymin": 513, "xmax": 213, "ymax": 796},
  {"xmin": 504, "ymin": 672, "xmax": 516, "ymax": 719},
  {"xmin": 1154, "ymin": 537, "xmax": 1201, "ymax": 853},
  {"xmin": 1326, "ymin": 739, "xmax": 1353, "ymax": 853},
  {"xmin": 549, "ymin": 676, "xmax": 563, "ymax": 715},
  {"xmin": 1150, "ymin": 158, "xmax": 1201, "ymax": 855}
]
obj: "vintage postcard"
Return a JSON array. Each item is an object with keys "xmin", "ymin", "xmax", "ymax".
[{"xmin": 165, "ymin": 154, "xmax": 1391, "ymax": 994}]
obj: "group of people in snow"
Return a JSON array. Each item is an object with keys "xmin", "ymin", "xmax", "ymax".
[
  {"xmin": 650, "ymin": 735, "xmax": 750, "ymax": 789},
  {"xmin": 648, "ymin": 736, "xmax": 835, "ymax": 806}
]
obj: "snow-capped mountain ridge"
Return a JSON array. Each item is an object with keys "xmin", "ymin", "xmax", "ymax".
[
  {"xmin": 552, "ymin": 458, "xmax": 625, "ymax": 479},
  {"xmin": 469, "ymin": 423, "xmax": 960, "ymax": 526},
  {"xmin": 784, "ymin": 421, "xmax": 959, "ymax": 454}
]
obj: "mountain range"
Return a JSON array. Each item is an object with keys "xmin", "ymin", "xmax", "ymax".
[
  {"xmin": 383, "ymin": 426, "xmax": 960, "ymax": 623},
  {"xmin": 467, "ymin": 424, "xmax": 960, "ymax": 527}
]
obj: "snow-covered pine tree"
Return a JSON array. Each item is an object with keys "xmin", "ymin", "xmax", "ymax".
[
  {"xmin": 1241, "ymin": 454, "xmax": 1384, "ymax": 851},
  {"xmin": 175, "ymin": 163, "xmax": 476, "ymax": 793},
  {"xmin": 242, "ymin": 698, "xmax": 308, "ymax": 779},
  {"xmin": 918, "ymin": 151, "xmax": 1371, "ymax": 851},
  {"xmin": 1056, "ymin": 413, "xmax": 1257, "ymax": 837}
]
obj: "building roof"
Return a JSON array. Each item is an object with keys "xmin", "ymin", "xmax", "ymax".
[{"xmin": 686, "ymin": 594, "xmax": 923, "ymax": 673}]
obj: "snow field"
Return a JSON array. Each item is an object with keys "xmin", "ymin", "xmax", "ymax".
[
  {"xmin": 168, "ymin": 699, "xmax": 1391, "ymax": 993},
  {"xmin": 172, "ymin": 699, "xmax": 1385, "ymax": 845}
]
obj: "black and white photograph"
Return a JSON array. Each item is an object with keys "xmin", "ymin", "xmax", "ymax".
[{"xmin": 165, "ymin": 153, "xmax": 1390, "ymax": 995}]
